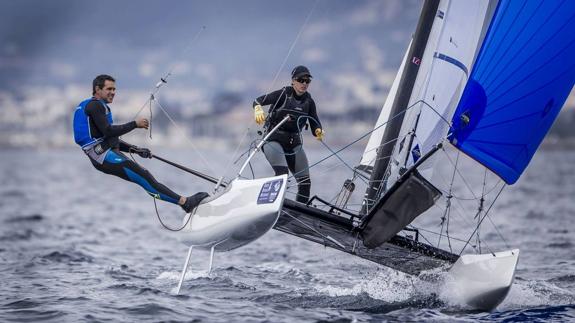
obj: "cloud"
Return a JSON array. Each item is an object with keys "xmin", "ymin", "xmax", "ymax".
[
  {"xmin": 171, "ymin": 61, "xmax": 191, "ymax": 75},
  {"xmin": 302, "ymin": 21, "xmax": 336, "ymax": 42},
  {"xmin": 139, "ymin": 62, "xmax": 156, "ymax": 78},
  {"xmin": 358, "ymin": 37, "xmax": 385, "ymax": 74},
  {"xmin": 348, "ymin": 0, "xmax": 402, "ymax": 26},
  {"xmin": 194, "ymin": 63, "xmax": 216, "ymax": 83},
  {"xmin": 332, "ymin": 72, "xmax": 379, "ymax": 107},
  {"xmin": 302, "ymin": 47, "xmax": 328, "ymax": 63},
  {"xmin": 224, "ymin": 78, "xmax": 247, "ymax": 92},
  {"xmin": 49, "ymin": 61, "xmax": 77, "ymax": 79},
  {"xmin": 2, "ymin": 42, "xmax": 19, "ymax": 56}
]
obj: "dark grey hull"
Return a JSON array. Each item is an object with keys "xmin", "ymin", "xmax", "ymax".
[{"xmin": 274, "ymin": 199, "xmax": 458, "ymax": 276}]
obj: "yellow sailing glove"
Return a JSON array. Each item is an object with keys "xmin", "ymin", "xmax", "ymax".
[
  {"xmin": 254, "ymin": 105, "xmax": 265, "ymax": 125},
  {"xmin": 314, "ymin": 128, "xmax": 325, "ymax": 141}
]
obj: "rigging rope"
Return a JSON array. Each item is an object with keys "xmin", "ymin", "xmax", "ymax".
[
  {"xmin": 152, "ymin": 98, "xmax": 217, "ymax": 176},
  {"xmin": 125, "ymin": 151, "xmax": 193, "ymax": 231},
  {"xmin": 438, "ymin": 151, "xmax": 459, "ymax": 252},
  {"xmin": 128, "ymin": 25, "xmax": 218, "ymax": 176},
  {"xmin": 439, "ymin": 147, "xmax": 511, "ymax": 252},
  {"xmin": 459, "ymin": 183, "xmax": 506, "ymax": 256},
  {"xmin": 133, "ymin": 26, "xmax": 206, "ymax": 118},
  {"xmin": 257, "ymin": 0, "xmax": 320, "ymax": 107}
]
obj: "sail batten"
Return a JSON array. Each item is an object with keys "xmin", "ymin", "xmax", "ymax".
[{"xmin": 450, "ymin": 1, "xmax": 575, "ymax": 185}]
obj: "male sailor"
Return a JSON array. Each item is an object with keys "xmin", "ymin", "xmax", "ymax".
[
  {"xmin": 73, "ymin": 74, "xmax": 208, "ymax": 213},
  {"xmin": 252, "ymin": 65, "xmax": 324, "ymax": 204}
]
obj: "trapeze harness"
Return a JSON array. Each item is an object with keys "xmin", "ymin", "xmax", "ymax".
[
  {"xmin": 264, "ymin": 88, "xmax": 316, "ymax": 152},
  {"xmin": 256, "ymin": 87, "xmax": 321, "ymax": 203},
  {"xmin": 73, "ymin": 98, "xmax": 180, "ymax": 204}
]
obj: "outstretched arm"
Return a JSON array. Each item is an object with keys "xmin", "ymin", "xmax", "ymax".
[{"xmin": 85, "ymin": 101, "xmax": 138, "ymax": 138}]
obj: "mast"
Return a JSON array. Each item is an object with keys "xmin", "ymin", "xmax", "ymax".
[{"xmin": 362, "ymin": 0, "xmax": 440, "ymax": 215}]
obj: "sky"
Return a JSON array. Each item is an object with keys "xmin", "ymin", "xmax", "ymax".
[
  {"xmin": 1, "ymin": 0, "xmax": 573, "ymax": 148},
  {"xmin": 0, "ymin": 0, "xmax": 420, "ymax": 98}
]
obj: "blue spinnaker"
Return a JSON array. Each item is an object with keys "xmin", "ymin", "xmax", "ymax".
[{"xmin": 449, "ymin": 0, "xmax": 575, "ymax": 184}]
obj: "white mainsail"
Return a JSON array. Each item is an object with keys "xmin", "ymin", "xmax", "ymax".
[
  {"xmin": 358, "ymin": 42, "xmax": 410, "ymax": 170},
  {"xmin": 384, "ymin": 0, "xmax": 490, "ymax": 189}
]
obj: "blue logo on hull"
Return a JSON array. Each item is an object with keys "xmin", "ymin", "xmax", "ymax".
[{"xmin": 257, "ymin": 179, "xmax": 283, "ymax": 204}]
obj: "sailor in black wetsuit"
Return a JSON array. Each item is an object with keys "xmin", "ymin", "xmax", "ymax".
[
  {"xmin": 252, "ymin": 66, "xmax": 324, "ymax": 204},
  {"xmin": 73, "ymin": 74, "xmax": 208, "ymax": 213}
]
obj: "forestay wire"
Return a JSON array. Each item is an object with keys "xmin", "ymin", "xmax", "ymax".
[
  {"xmin": 257, "ymin": 0, "xmax": 320, "ymax": 107},
  {"xmin": 133, "ymin": 26, "xmax": 206, "ymax": 118},
  {"xmin": 131, "ymin": 26, "xmax": 219, "ymax": 176}
]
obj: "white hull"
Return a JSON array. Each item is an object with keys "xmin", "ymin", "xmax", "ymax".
[
  {"xmin": 174, "ymin": 174, "xmax": 288, "ymax": 294},
  {"xmin": 178, "ymin": 174, "xmax": 288, "ymax": 251},
  {"xmin": 447, "ymin": 249, "xmax": 519, "ymax": 311}
]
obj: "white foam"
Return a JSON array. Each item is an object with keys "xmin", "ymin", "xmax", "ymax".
[
  {"xmin": 499, "ymin": 280, "xmax": 575, "ymax": 309},
  {"xmin": 156, "ymin": 270, "xmax": 211, "ymax": 281},
  {"xmin": 314, "ymin": 268, "xmax": 428, "ymax": 302},
  {"xmin": 255, "ymin": 262, "xmax": 305, "ymax": 276}
]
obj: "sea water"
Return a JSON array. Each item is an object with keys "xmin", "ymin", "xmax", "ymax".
[{"xmin": 1, "ymin": 147, "xmax": 573, "ymax": 322}]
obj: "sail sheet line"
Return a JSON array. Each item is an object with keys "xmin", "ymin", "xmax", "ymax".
[
  {"xmin": 437, "ymin": 149, "xmax": 460, "ymax": 252},
  {"xmin": 433, "ymin": 152, "xmax": 504, "ymax": 256},
  {"xmin": 133, "ymin": 26, "xmax": 206, "ymax": 119},
  {"xmin": 483, "ymin": 204, "xmax": 512, "ymax": 251},
  {"xmin": 475, "ymin": 170, "xmax": 487, "ymax": 253},
  {"xmin": 360, "ymin": 138, "xmax": 401, "ymax": 163},
  {"xmin": 429, "ymin": 199, "xmax": 500, "ymax": 256},
  {"xmin": 153, "ymin": 98, "xmax": 217, "ymax": 176},
  {"xmin": 431, "ymin": 201, "xmax": 474, "ymax": 233},
  {"xmin": 458, "ymin": 183, "xmax": 506, "ymax": 256},
  {"xmin": 438, "ymin": 148, "xmax": 514, "ymax": 251},
  {"xmin": 257, "ymin": 0, "xmax": 319, "ymax": 108},
  {"xmin": 408, "ymin": 225, "xmax": 474, "ymax": 246},
  {"xmin": 369, "ymin": 99, "xmax": 455, "ymax": 198},
  {"xmin": 284, "ymin": 102, "xmax": 423, "ymax": 185}
]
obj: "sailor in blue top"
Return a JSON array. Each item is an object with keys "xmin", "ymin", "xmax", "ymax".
[{"xmin": 73, "ymin": 74, "xmax": 208, "ymax": 213}]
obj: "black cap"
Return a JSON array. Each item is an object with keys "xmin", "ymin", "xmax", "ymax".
[{"xmin": 291, "ymin": 65, "xmax": 312, "ymax": 79}]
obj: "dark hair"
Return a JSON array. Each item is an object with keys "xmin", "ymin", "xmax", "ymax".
[{"xmin": 92, "ymin": 74, "xmax": 115, "ymax": 95}]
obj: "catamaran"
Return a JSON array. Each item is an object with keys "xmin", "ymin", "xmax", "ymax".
[
  {"xmin": 270, "ymin": 0, "xmax": 575, "ymax": 311},
  {"xmin": 155, "ymin": 0, "xmax": 575, "ymax": 311}
]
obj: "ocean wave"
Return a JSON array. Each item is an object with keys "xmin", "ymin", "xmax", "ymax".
[
  {"xmin": 39, "ymin": 250, "xmax": 94, "ymax": 264},
  {"xmin": 5, "ymin": 214, "xmax": 44, "ymax": 223}
]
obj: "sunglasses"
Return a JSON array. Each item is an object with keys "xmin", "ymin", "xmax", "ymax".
[{"xmin": 295, "ymin": 78, "xmax": 312, "ymax": 84}]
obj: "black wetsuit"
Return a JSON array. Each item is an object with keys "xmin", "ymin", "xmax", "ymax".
[
  {"xmin": 253, "ymin": 86, "xmax": 322, "ymax": 203},
  {"xmin": 83, "ymin": 99, "xmax": 181, "ymax": 204}
]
